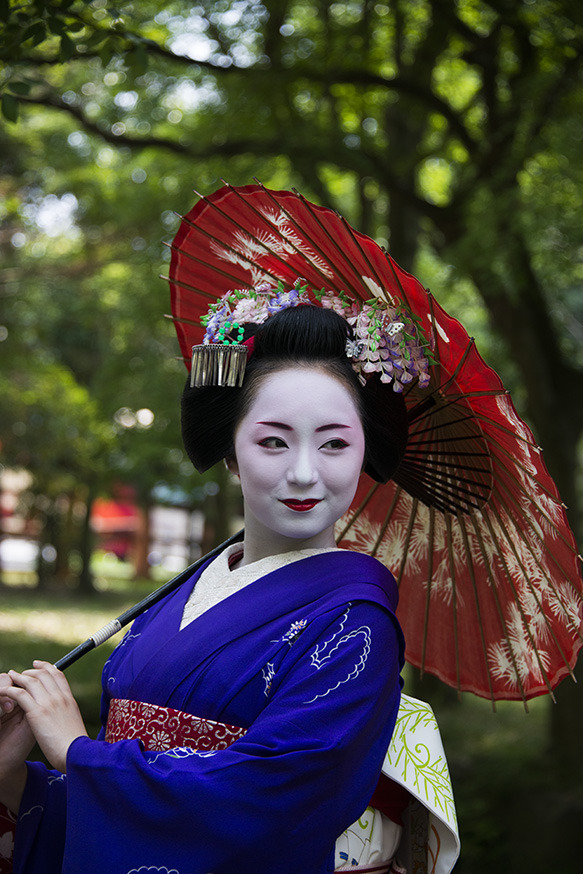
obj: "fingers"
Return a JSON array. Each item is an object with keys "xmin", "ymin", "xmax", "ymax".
[
  {"xmin": 3, "ymin": 662, "xmax": 86, "ymax": 774},
  {"xmin": 11, "ymin": 661, "xmax": 61, "ymax": 684},
  {"xmin": 0, "ymin": 672, "xmax": 16, "ymax": 715},
  {"xmin": 8, "ymin": 662, "xmax": 61, "ymax": 693},
  {"xmin": 0, "ymin": 672, "xmax": 14, "ymax": 690},
  {"xmin": 4, "ymin": 662, "xmax": 68, "ymax": 714}
]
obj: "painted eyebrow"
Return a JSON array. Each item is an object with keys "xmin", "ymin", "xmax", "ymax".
[
  {"xmin": 256, "ymin": 421, "xmax": 292, "ymax": 430},
  {"xmin": 316, "ymin": 424, "xmax": 352, "ymax": 433},
  {"xmin": 256, "ymin": 421, "xmax": 352, "ymax": 432}
]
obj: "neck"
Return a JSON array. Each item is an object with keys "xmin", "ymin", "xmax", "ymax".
[{"xmin": 238, "ymin": 519, "xmax": 337, "ymax": 569}]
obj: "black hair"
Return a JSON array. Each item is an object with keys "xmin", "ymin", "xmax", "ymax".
[{"xmin": 181, "ymin": 305, "xmax": 408, "ymax": 483}]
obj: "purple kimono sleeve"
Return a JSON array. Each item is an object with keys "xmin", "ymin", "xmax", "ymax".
[
  {"xmin": 13, "ymin": 762, "xmax": 66, "ymax": 874},
  {"xmin": 60, "ymin": 601, "xmax": 402, "ymax": 874}
]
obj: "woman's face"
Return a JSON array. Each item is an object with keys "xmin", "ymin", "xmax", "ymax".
[{"xmin": 229, "ymin": 367, "xmax": 365, "ymax": 558}]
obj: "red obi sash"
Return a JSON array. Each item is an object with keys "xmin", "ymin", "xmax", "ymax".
[{"xmin": 105, "ymin": 698, "xmax": 247, "ymax": 751}]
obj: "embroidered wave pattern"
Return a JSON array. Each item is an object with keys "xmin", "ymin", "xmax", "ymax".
[
  {"xmin": 145, "ymin": 748, "xmax": 218, "ymax": 764},
  {"xmin": 305, "ymin": 607, "xmax": 372, "ymax": 704}
]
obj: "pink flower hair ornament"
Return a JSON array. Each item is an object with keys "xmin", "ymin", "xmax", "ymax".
[{"xmin": 191, "ymin": 280, "xmax": 433, "ymax": 391}]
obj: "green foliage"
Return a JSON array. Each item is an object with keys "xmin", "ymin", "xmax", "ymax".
[
  {"xmin": 1, "ymin": 0, "xmax": 581, "ymax": 528},
  {"xmin": 0, "ymin": 0, "xmax": 580, "ymax": 558}
]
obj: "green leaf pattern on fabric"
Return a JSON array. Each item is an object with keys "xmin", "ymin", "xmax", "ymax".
[{"xmin": 385, "ymin": 696, "xmax": 457, "ymax": 829}]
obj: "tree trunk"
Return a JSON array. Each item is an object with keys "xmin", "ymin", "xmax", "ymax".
[
  {"xmin": 78, "ymin": 490, "xmax": 96, "ymax": 594},
  {"xmin": 133, "ymin": 502, "xmax": 152, "ymax": 580}
]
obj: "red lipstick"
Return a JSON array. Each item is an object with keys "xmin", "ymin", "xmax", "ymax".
[{"xmin": 280, "ymin": 499, "xmax": 322, "ymax": 512}]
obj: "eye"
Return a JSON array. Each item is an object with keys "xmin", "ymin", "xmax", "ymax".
[
  {"xmin": 258, "ymin": 436, "xmax": 288, "ymax": 449},
  {"xmin": 320, "ymin": 438, "xmax": 349, "ymax": 450}
]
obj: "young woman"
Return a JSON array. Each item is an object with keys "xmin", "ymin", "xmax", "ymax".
[{"xmin": 0, "ymin": 296, "xmax": 429, "ymax": 874}]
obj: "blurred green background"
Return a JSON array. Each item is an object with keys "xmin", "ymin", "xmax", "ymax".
[{"xmin": 1, "ymin": 1, "xmax": 582, "ymax": 869}]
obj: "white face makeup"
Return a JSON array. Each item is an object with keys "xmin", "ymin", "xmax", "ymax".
[{"xmin": 229, "ymin": 367, "xmax": 365, "ymax": 564}]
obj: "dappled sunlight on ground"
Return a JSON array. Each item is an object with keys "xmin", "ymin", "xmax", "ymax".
[{"xmin": 0, "ymin": 607, "xmax": 127, "ymax": 649}]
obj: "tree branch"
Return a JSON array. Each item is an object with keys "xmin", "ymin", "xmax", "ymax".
[{"xmin": 15, "ymin": 89, "xmax": 446, "ymax": 224}]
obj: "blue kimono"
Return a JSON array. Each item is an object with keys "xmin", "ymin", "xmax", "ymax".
[{"xmin": 14, "ymin": 550, "xmax": 404, "ymax": 874}]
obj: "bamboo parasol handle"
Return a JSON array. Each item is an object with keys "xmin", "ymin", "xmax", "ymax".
[{"xmin": 55, "ymin": 529, "xmax": 244, "ymax": 671}]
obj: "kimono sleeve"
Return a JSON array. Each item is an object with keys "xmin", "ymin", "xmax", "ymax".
[{"xmin": 12, "ymin": 762, "xmax": 66, "ymax": 874}]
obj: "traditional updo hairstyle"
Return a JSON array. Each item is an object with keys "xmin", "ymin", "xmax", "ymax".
[{"xmin": 181, "ymin": 305, "xmax": 408, "ymax": 484}]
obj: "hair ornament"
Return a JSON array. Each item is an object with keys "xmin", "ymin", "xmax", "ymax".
[{"xmin": 191, "ymin": 281, "xmax": 433, "ymax": 391}]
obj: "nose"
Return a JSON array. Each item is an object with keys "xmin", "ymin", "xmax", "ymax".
[{"xmin": 286, "ymin": 446, "xmax": 318, "ymax": 487}]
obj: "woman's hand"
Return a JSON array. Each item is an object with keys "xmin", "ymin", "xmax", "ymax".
[
  {"xmin": 3, "ymin": 661, "xmax": 88, "ymax": 774},
  {"xmin": 0, "ymin": 672, "xmax": 36, "ymax": 814},
  {"xmin": 0, "ymin": 672, "xmax": 36, "ymax": 770}
]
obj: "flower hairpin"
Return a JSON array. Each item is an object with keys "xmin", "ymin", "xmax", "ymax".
[{"xmin": 192, "ymin": 280, "xmax": 433, "ymax": 391}]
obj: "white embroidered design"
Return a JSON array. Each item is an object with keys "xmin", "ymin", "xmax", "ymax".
[
  {"xmin": 118, "ymin": 632, "xmax": 142, "ymax": 648},
  {"xmin": 304, "ymin": 608, "xmax": 372, "ymax": 703},
  {"xmin": 47, "ymin": 773, "xmax": 66, "ymax": 785},
  {"xmin": 18, "ymin": 805, "xmax": 43, "ymax": 821},
  {"xmin": 282, "ymin": 618, "xmax": 308, "ymax": 644},
  {"xmin": 262, "ymin": 662, "xmax": 276, "ymax": 697},
  {"xmin": 145, "ymin": 747, "xmax": 217, "ymax": 764},
  {"xmin": 126, "ymin": 867, "xmax": 180, "ymax": 874},
  {"xmin": 102, "ymin": 632, "xmax": 142, "ymax": 687}
]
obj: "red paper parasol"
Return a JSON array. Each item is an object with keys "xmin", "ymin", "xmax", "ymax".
[{"xmin": 167, "ymin": 182, "xmax": 583, "ymax": 704}]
